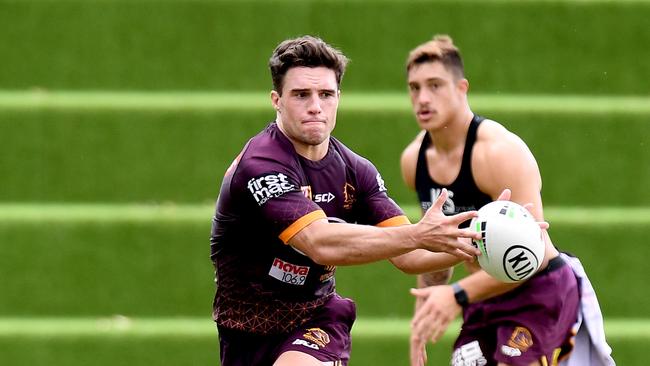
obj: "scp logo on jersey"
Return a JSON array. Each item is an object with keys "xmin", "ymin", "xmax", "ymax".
[
  {"xmin": 247, "ymin": 173, "xmax": 295, "ymax": 206},
  {"xmin": 314, "ymin": 192, "xmax": 335, "ymax": 203}
]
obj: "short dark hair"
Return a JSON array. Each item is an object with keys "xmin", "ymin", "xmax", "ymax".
[
  {"xmin": 269, "ymin": 35, "xmax": 349, "ymax": 94},
  {"xmin": 406, "ymin": 34, "xmax": 464, "ymax": 79}
]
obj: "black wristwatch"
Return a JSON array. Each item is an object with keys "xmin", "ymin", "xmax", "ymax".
[{"xmin": 452, "ymin": 282, "xmax": 469, "ymax": 308}]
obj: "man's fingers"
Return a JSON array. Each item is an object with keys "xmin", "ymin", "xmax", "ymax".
[
  {"xmin": 430, "ymin": 317, "xmax": 451, "ymax": 343},
  {"xmin": 518, "ymin": 202, "xmax": 550, "ymax": 229},
  {"xmin": 417, "ymin": 313, "xmax": 443, "ymax": 345},
  {"xmin": 411, "ymin": 308, "xmax": 428, "ymax": 329},
  {"xmin": 412, "ymin": 302, "xmax": 436, "ymax": 333},
  {"xmin": 432, "ymin": 236, "xmax": 479, "ymax": 259},
  {"xmin": 431, "ymin": 188, "xmax": 448, "ymax": 211},
  {"xmin": 421, "ymin": 344, "xmax": 428, "ymax": 365},
  {"xmin": 451, "ymin": 249, "xmax": 473, "ymax": 261},
  {"xmin": 497, "ymin": 188, "xmax": 512, "ymax": 201},
  {"xmin": 446, "ymin": 246, "xmax": 475, "ymax": 261},
  {"xmin": 452, "ymin": 236, "xmax": 481, "ymax": 256},
  {"xmin": 410, "ymin": 287, "xmax": 430, "ymax": 298},
  {"xmin": 412, "ymin": 317, "xmax": 433, "ymax": 342},
  {"xmin": 410, "ymin": 337, "xmax": 426, "ymax": 366},
  {"xmin": 456, "ymin": 227, "xmax": 481, "ymax": 241},
  {"xmin": 431, "ymin": 328, "xmax": 444, "ymax": 343},
  {"xmin": 453, "ymin": 248, "xmax": 476, "ymax": 262},
  {"xmin": 449, "ymin": 210, "xmax": 478, "ymax": 225}
]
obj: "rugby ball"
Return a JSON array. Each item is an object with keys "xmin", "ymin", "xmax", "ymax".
[{"xmin": 469, "ymin": 201, "xmax": 545, "ymax": 283}]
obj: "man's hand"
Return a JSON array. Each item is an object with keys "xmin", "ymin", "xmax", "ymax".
[
  {"xmin": 409, "ymin": 285, "xmax": 462, "ymax": 366},
  {"xmin": 415, "ymin": 189, "xmax": 481, "ymax": 260}
]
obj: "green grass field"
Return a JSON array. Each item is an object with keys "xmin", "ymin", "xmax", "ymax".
[
  {"xmin": 3, "ymin": 91, "xmax": 649, "ymax": 206},
  {"xmin": 1, "ymin": 204, "xmax": 648, "ymax": 319},
  {"xmin": 1, "ymin": 91, "xmax": 644, "ymax": 362},
  {"xmin": 3, "ymin": 0, "xmax": 647, "ymax": 363}
]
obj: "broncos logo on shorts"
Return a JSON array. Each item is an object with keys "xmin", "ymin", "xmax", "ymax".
[
  {"xmin": 508, "ymin": 326, "xmax": 534, "ymax": 352},
  {"xmin": 303, "ymin": 328, "xmax": 331, "ymax": 348}
]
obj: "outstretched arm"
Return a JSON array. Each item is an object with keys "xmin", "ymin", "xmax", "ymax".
[{"xmin": 288, "ymin": 189, "xmax": 481, "ymax": 266}]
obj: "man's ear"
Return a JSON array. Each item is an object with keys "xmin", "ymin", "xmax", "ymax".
[
  {"xmin": 458, "ymin": 78, "xmax": 469, "ymax": 94},
  {"xmin": 270, "ymin": 90, "xmax": 281, "ymax": 111}
]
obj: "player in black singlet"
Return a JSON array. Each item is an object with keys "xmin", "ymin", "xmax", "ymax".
[{"xmin": 401, "ymin": 35, "xmax": 584, "ymax": 366}]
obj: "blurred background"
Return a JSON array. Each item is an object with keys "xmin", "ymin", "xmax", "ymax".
[{"xmin": 1, "ymin": 0, "xmax": 649, "ymax": 364}]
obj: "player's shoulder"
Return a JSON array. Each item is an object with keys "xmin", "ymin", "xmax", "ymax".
[
  {"xmin": 237, "ymin": 124, "xmax": 298, "ymax": 174},
  {"xmin": 400, "ymin": 130, "xmax": 426, "ymax": 190},
  {"xmin": 475, "ymin": 118, "xmax": 531, "ymax": 159},
  {"xmin": 472, "ymin": 118, "xmax": 542, "ymax": 201},
  {"xmin": 247, "ymin": 123, "xmax": 292, "ymax": 157},
  {"xmin": 473, "ymin": 118, "xmax": 540, "ymax": 186},
  {"xmin": 475, "ymin": 118, "xmax": 513, "ymax": 141},
  {"xmin": 401, "ymin": 130, "xmax": 427, "ymax": 165}
]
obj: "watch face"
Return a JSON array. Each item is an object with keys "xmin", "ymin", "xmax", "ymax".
[{"xmin": 453, "ymin": 284, "xmax": 468, "ymax": 307}]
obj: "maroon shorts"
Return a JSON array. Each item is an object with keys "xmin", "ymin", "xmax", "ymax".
[
  {"xmin": 218, "ymin": 293, "xmax": 356, "ymax": 366},
  {"xmin": 453, "ymin": 256, "xmax": 580, "ymax": 366}
]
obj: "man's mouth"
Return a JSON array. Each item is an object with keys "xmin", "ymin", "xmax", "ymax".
[{"xmin": 417, "ymin": 110, "xmax": 434, "ymax": 119}]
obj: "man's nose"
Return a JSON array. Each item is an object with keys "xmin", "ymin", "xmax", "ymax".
[
  {"xmin": 307, "ymin": 94, "xmax": 322, "ymax": 113},
  {"xmin": 418, "ymin": 89, "xmax": 432, "ymax": 104}
]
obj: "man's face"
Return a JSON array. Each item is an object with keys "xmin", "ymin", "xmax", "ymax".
[
  {"xmin": 407, "ymin": 61, "xmax": 467, "ymax": 130},
  {"xmin": 272, "ymin": 66, "xmax": 340, "ymax": 149}
]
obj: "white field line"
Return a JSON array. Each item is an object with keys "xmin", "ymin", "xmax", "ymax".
[
  {"xmin": 0, "ymin": 317, "xmax": 645, "ymax": 339},
  {"xmin": 0, "ymin": 204, "xmax": 649, "ymax": 225},
  {"xmin": 1, "ymin": 91, "xmax": 650, "ymax": 114}
]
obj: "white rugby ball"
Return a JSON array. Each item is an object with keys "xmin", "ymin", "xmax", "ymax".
[{"xmin": 469, "ymin": 200, "xmax": 545, "ymax": 283}]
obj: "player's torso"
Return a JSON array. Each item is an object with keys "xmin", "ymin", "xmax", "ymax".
[
  {"xmin": 295, "ymin": 146, "xmax": 360, "ymax": 224},
  {"xmin": 213, "ymin": 130, "xmax": 375, "ymax": 303},
  {"xmin": 256, "ymin": 146, "xmax": 359, "ymax": 297},
  {"xmin": 415, "ymin": 115, "xmax": 492, "ymax": 224}
]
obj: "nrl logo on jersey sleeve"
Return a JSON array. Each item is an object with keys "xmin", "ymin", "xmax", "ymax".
[
  {"xmin": 247, "ymin": 173, "xmax": 295, "ymax": 205},
  {"xmin": 376, "ymin": 173, "xmax": 387, "ymax": 192}
]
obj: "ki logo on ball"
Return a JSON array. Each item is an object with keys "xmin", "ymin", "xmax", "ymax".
[{"xmin": 503, "ymin": 245, "xmax": 539, "ymax": 281}]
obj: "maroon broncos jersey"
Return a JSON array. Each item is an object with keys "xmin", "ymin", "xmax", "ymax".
[{"xmin": 210, "ymin": 122, "xmax": 408, "ymax": 335}]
